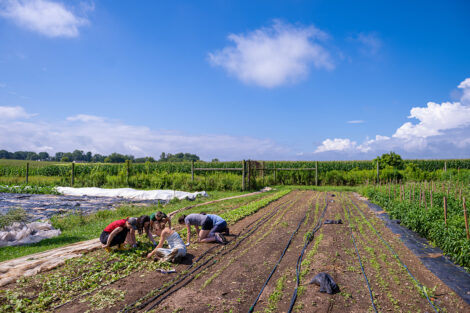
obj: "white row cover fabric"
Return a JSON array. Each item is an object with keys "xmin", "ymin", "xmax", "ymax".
[
  {"xmin": 0, "ymin": 222, "xmax": 61, "ymax": 247},
  {"xmin": 55, "ymin": 187, "xmax": 208, "ymax": 201}
]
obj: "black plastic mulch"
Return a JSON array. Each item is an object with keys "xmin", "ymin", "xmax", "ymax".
[{"xmin": 364, "ymin": 200, "xmax": 470, "ymax": 305}]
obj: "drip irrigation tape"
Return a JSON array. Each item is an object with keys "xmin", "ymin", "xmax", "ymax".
[
  {"xmin": 248, "ymin": 192, "xmax": 323, "ymax": 313},
  {"xmin": 345, "ymin": 200, "xmax": 378, "ymax": 313},
  {"xmin": 287, "ymin": 193, "xmax": 329, "ymax": 313},
  {"xmin": 348, "ymin": 197, "xmax": 439, "ymax": 313},
  {"xmin": 122, "ymin": 196, "xmax": 296, "ymax": 313}
]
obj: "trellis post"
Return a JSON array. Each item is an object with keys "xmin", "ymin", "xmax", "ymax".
[{"xmin": 26, "ymin": 162, "xmax": 29, "ymax": 184}]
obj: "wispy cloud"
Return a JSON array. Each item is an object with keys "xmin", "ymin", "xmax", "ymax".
[
  {"xmin": 0, "ymin": 107, "xmax": 290, "ymax": 160},
  {"xmin": 0, "ymin": 0, "xmax": 92, "ymax": 38},
  {"xmin": 347, "ymin": 120, "xmax": 364, "ymax": 124},
  {"xmin": 352, "ymin": 32, "xmax": 382, "ymax": 56},
  {"xmin": 208, "ymin": 20, "xmax": 334, "ymax": 88},
  {"xmin": 314, "ymin": 78, "xmax": 470, "ymax": 159}
]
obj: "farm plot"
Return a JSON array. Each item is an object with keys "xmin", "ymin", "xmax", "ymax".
[{"xmin": 1, "ymin": 190, "xmax": 468, "ymax": 312}]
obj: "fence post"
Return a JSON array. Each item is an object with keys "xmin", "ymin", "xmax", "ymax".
[
  {"xmin": 464, "ymin": 197, "xmax": 469, "ymax": 240},
  {"xmin": 126, "ymin": 160, "xmax": 130, "ymax": 187},
  {"xmin": 247, "ymin": 160, "xmax": 251, "ymax": 190},
  {"xmin": 191, "ymin": 160, "xmax": 194, "ymax": 182},
  {"xmin": 376, "ymin": 160, "xmax": 379, "ymax": 184},
  {"xmin": 274, "ymin": 162, "xmax": 277, "ymax": 184},
  {"xmin": 262, "ymin": 161, "xmax": 265, "ymax": 186},
  {"xmin": 315, "ymin": 161, "xmax": 318, "ymax": 186},
  {"xmin": 444, "ymin": 161, "xmax": 447, "ymax": 172},
  {"xmin": 26, "ymin": 162, "xmax": 29, "ymax": 184},
  {"xmin": 444, "ymin": 196, "xmax": 447, "ymax": 226},
  {"xmin": 71, "ymin": 162, "xmax": 75, "ymax": 187},
  {"xmin": 242, "ymin": 160, "xmax": 246, "ymax": 191}
]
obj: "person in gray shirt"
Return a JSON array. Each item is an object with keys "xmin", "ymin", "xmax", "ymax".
[{"xmin": 178, "ymin": 213, "xmax": 207, "ymax": 245}]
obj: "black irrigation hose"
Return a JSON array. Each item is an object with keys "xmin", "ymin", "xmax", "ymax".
[
  {"xmin": 142, "ymin": 197, "xmax": 298, "ymax": 312},
  {"xmin": 121, "ymin": 196, "xmax": 296, "ymax": 313},
  {"xmin": 287, "ymin": 193, "xmax": 329, "ymax": 313},
  {"xmin": 248, "ymin": 193, "xmax": 322, "ymax": 313},
  {"xmin": 348, "ymin": 197, "xmax": 440, "ymax": 313},
  {"xmin": 345, "ymin": 201, "xmax": 378, "ymax": 313}
]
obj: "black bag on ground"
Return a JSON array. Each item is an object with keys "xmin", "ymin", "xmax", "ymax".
[
  {"xmin": 324, "ymin": 219, "xmax": 342, "ymax": 224},
  {"xmin": 309, "ymin": 272, "xmax": 340, "ymax": 294}
]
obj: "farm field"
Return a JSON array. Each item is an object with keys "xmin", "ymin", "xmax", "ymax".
[{"xmin": 1, "ymin": 190, "xmax": 468, "ymax": 312}]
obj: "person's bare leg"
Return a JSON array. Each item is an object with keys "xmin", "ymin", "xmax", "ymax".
[{"xmin": 198, "ymin": 229, "xmax": 212, "ymax": 242}]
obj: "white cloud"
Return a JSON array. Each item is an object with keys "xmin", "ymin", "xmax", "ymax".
[
  {"xmin": 315, "ymin": 138, "xmax": 357, "ymax": 153},
  {"xmin": 0, "ymin": 0, "xmax": 91, "ymax": 38},
  {"xmin": 0, "ymin": 109, "xmax": 290, "ymax": 160},
  {"xmin": 314, "ymin": 78, "xmax": 470, "ymax": 158},
  {"xmin": 66, "ymin": 114, "xmax": 104, "ymax": 123},
  {"xmin": 347, "ymin": 120, "xmax": 364, "ymax": 124},
  {"xmin": 208, "ymin": 20, "xmax": 334, "ymax": 88},
  {"xmin": 0, "ymin": 105, "xmax": 35, "ymax": 119}
]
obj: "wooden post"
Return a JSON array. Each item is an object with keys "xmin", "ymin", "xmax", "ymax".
[
  {"xmin": 430, "ymin": 189, "xmax": 433, "ymax": 208},
  {"xmin": 424, "ymin": 190, "xmax": 427, "ymax": 210},
  {"xmin": 376, "ymin": 160, "xmax": 379, "ymax": 184},
  {"xmin": 274, "ymin": 162, "xmax": 277, "ymax": 184},
  {"xmin": 444, "ymin": 196, "xmax": 447, "ymax": 226},
  {"xmin": 71, "ymin": 162, "xmax": 75, "ymax": 186},
  {"xmin": 26, "ymin": 162, "xmax": 29, "ymax": 184},
  {"xmin": 126, "ymin": 160, "xmax": 130, "ymax": 187},
  {"xmin": 444, "ymin": 161, "xmax": 447, "ymax": 172},
  {"xmin": 247, "ymin": 160, "xmax": 251, "ymax": 190},
  {"xmin": 242, "ymin": 160, "xmax": 246, "ymax": 191},
  {"xmin": 315, "ymin": 161, "xmax": 318, "ymax": 186},
  {"xmin": 191, "ymin": 160, "xmax": 194, "ymax": 182},
  {"xmin": 463, "ymin": 197, "xmax": 469, "ymax": 240},
  {"xmin": 262, "ymin": 161, "xmax": 265, "ymax": 185}
]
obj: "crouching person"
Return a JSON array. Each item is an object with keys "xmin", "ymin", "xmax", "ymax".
[
  {"xmin": 146, "ymin": 227, "xmax": 186, "ymax": 263},
  {"xmin": 100, "ymin": 217, "xmax": 138, "ymax": 252}
]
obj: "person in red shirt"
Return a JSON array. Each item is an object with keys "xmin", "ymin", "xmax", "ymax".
[{"xmin": 100, "ymin": 217, "xmax": 138, "ymax": 252}]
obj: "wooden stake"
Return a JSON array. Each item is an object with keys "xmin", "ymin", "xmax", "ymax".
[
  {"xmin": 444, "ymin": 196, "xmax": 447, "ymax": 226},
  {"xmin": 463, "ymin": 197, "xmax": 469, "ymax": 240},
  {"xmin": 430, "ymin": 189, "xmax": 433, "ymax": 208},
  {"xmin": 242, "ymin": 160, "xmax": 246, "ymax": 191},
  {"xmin": 26, "ymin": 162, "xmax": 29, "ymax": 184},
  {"xmin": 71, "ymin": 162, "xmax": 75, "ymax": 187},
  {"xmin": 191, "ymin": 160, "xmax": 194, "ymax": 182},
  {"xmin": 315, "ymin": 161, "xmax": 318, "ymax": 186}
]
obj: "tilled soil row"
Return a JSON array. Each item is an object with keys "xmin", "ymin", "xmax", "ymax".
[
  {"xmin": 148, "ymin": 191, "xmax": 323, "ymax": 313},
  {"xmin": 347, "ymin": 193, "xmax": 468, "ymax": 312},
  {"xmin": 55, "ymin": 191, "xmax": 301, "ymax": 313}
]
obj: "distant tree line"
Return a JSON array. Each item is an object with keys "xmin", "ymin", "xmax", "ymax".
[{"xmin": 0, "ymin": 149, "xmax": 201, "ymax": 163}]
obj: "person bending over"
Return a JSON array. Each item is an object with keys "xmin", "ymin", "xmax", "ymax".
[
  {"xmin": 136, "ymin": 215, "xmax": 158, "ymax": 248},
  {"xmin": 178, "ymin": 213, "xmax": 227, "ymax": 244},
  {"xmin": 146, "ymin": 227, "xmax": 186, "ymax": 263},
  {"xmin": 100, "ymin": 217, "xmax": 138, "ymax": 252},
  {"xmin": 150, "ymin": 211, "xmax": 171, "ymax": 230}
]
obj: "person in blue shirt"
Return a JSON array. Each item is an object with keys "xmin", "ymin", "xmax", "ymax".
[{"xmin": 178, "ymin": 213, "xmax": 228, "ymax": 244}]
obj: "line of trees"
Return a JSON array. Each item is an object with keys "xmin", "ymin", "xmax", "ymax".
[{"xmin": 0, "ymin": 149, "xmax": 200, "ymax": 163}]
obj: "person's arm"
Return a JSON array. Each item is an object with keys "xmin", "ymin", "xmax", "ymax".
[
  {"xmin": 147, "ymin": 229, "xmax": 168, "ymax": 258},
  {"xmin": 106, "ymin": 227, "xmax": 123, "ymax": 247},
  {"xmin": 126, "ymin": 228, "xmax": 137, "ymax": 247},
  {"xmin": 146, "ymin": 226, "xmax": 157, "ymax": 246},
  {"xmin": 186, "ymin": 224, "xmax": 191, "ymax": 243}
]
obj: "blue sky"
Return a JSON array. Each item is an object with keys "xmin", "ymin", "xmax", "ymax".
[{"xmin": 0, "ymin": 0, "xmax": 469, "ymax": 161}]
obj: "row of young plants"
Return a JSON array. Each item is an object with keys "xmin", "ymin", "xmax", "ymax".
[
  {"xmin": 361, "ymin": 184, "xmax": 470, "ymax": 269},
  {"xmin": 0, "ymin": 189, "xmax": 291, "ymax": 312}
]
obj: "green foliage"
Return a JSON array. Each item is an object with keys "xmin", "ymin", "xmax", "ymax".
[
  {"xmin": 373, "ymin": 152, "xmax": 405, "ymax": 170},
  {"xmin": 362, "ymin": 185, "xmax": 470, "ymax": 269},
  {"xmin": 0, "ymin": 208, "xmax": 29, "ymax": 229}
]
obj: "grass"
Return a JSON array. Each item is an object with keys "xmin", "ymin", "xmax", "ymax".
[
  {"xmin": 0, "ymin": 208, "xmax": 29, "ymax": 229},
  {"xmin": 0, "ymin": 190, "xmax": 270, "ymax": 262}
]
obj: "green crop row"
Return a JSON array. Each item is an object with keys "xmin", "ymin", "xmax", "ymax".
[{"xmin": 361, "ymin": 185, "xmax": 470, "ymax": 269}]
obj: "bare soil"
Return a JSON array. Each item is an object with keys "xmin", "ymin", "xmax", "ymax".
[{"xmin": 4, "ymin": 190, "xmax": 468, "ymax": 313}]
